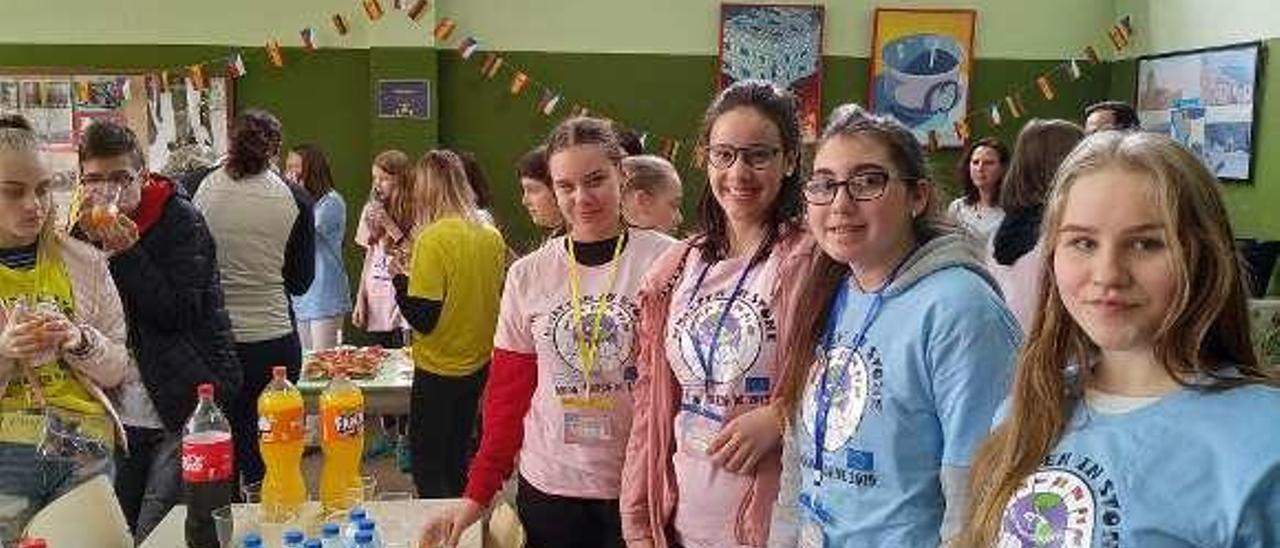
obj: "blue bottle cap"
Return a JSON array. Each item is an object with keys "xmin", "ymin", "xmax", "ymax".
[
  {"xmin": 355, "ymin": 530, "xmax": 373, "ymax": 543},
  {"xmin": 322, "ymin": 522, "xmax": 341, "ymax": 536},
  {"xmin": 304, "ymin": 540, "xmax": 322, "ymax": 548},
  {"xmin": 284, "ymin": 530, "xmax": 304, "ymax": 543},
  {"xmin": 349, "ymin": 507, "xmax": 367, "ymax": 521},
  {"xmin": 243, "ymin": 533, "xmax": 263, "ymax": 548},
  {"xmin": 358, "ymin": 518, "xmax": 376, "ymax": 531}
]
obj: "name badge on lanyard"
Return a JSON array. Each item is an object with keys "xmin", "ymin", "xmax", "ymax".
[{"xmin": 561, "ymin": 233, "xmax": 625, "ymax": 446}]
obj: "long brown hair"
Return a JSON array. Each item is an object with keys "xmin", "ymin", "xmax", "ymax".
[
  {"xmin": 960, "ymin": 131, "xmax": 1278, "ymax": 547},
  {"xmin": 998, "ymin": 119, "xmax": 1083, "ymax": 211},
  {"xmin": 373, "ymin": 149, "xmax": 415, "ymax": 236},
  {"xmin": 693, "ymin": 80, "xmax": 803, "ymax": 267},
  {"xmin": 774, "ymin": 104, "xmax": 949, "ymax": 420},
  {"xmin": 289, "ymin": 144, "xmax": 334, "ymax": 201},
  {"xmin": 954, "ymin": 137, "xmax": 1009, "ymax": 206}
]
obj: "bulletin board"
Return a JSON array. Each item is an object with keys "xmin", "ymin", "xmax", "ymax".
[{"xmin": 0, "ymin": 69, "xmax": 233, "ymax": 223}]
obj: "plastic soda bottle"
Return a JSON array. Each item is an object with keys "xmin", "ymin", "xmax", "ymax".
[
  {"xmin": 319, "ymin": 372, "xmax": 365, "ymax": 513},
  {"xmin": 258, "ymin": 366, "xmax": 306, "ymax": 521},
  {"xmin": 182, "ymin": 383, "xmax": 235, "ymax": 548}
]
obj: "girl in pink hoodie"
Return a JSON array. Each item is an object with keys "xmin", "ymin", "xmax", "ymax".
[{"xmin": 621, "ymin": 80, "xmax": 814, "ymax": 548}]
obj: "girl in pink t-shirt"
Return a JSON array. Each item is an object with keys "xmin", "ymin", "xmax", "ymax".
[
  {"xmin": 422, "ymin": 117, "xmax": 675, "ymax": 548},
  {"xmin": 621, "ymin": 81, "xmax": 813, "ymax": 548},
  {"xmin": 353, "ymin": 150, "xmax": 415, "ymax": 347}
]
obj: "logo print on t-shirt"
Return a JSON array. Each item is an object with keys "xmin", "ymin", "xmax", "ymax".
[
  {"xmin": 673, "ymin": 294, "xmax": 766, "ymax": 386},
  {"xmin": 548, "ymin": 294, "xmax": 637, "ymax": 383},
  {"xmin": 801, "ymin": 344, "xmax": 870, "ymax": 452},
  {"xmin": 998, "ymin": 469, "xmax": 1096, "ymax": 548}
]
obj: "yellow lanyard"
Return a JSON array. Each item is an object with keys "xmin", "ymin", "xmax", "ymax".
[{"xmin": 565, "ymin": 230, "xmax": 626, "ymax": 402}]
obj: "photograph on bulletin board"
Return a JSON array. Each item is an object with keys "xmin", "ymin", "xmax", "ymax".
[
  {"xmin": 1136, "ymin": 41, "xmax": 1261, "ymax": 181},
  {"xmin": 144, "ymin": 74, "xmax": 232, "ymax": 175},
  {"xmin": 718, "ymin": 4, "xmax": 825, "ymax": 141},
  {"xmin": 869, "ymin": 8, "xmax": 976, "ymax": 148}
]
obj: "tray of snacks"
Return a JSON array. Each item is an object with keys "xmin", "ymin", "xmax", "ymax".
[{"xmin": 303, "ymin": 345, "xmax": 391, "ymax": 381}]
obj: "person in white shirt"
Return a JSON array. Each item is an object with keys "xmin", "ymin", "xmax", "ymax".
[{"xmin": 946, "ymin": 137, "xmax": 1008, "ymax": 245}]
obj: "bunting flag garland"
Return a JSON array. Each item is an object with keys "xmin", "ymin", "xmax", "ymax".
[
  {"xmin": 266, "ymin": 40, "xmax": 285, "ymax": 68},
  {"xmin": 1067, "ymin": 58, "xmax": 1084, "ymax": 80},
  {"xmin": 1036, "ymin": 75, "xmax": 1055, "ymax": 101},
  {"xmin": 537, "ymin": 89, "xmax": 561, "ymax": 116},
  {"xmin": 988, "ymin": 103, "xmax": 1002, "ymax": 126},
  {"xmin": 407, "ymin": 0, "xmax": 429, "ymax": 21},
  {"xmin": 457, "ymin": 37, "xmax": 479, "ymax": 60},
  {"xmin": 301, "ymin": 28, "xmax": 318, "ymax": 50},
  {"xmin": 188, "ymin": 64, "xmax": 207, "ymax": 90},
  {"xmin": 1108, "ymin": 26, "xmax": 1130, "ymax": 51},
  {"xmin": 638, "ymin": 132, "xmax": 649, "ymax": 150},
  {"xmin": 332, "ymin": 14, "xmax": 350, "ymax": 36},
  {"xmin": 926, "ymin": 130, "xmax": 940, "ymax": 152},
  {"xmin": 433, "ymin": 18, "xmax": 457, "ymax": 41},
  {"xmin": 479, "ymin": 53, "xmax": 504, "ymax": 78},
  {"xmin": 159, "ymin": 71, "xmax": 170, "ymax": 93},
  {"xmin": 509, "ymin": 71, "xmax": 529, "ymax": 95},
  {"xmin": 659, "ymin": 138, "xmax": 681, "ymax": 163},
  {"xmin": 227, "ymin": 53, "xmax": 247, "ymax": 78},
  {"xmin": 362, "ymin": 0, "xmax": 385, "ymax": 21}
]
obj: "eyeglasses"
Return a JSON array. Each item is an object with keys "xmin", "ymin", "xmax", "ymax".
[
  {"xmin": 803, "ymin": 170, "xmax": 916, "ymax": 205},
  {"xmin": 705, "ymin": 144, "xmax": 780, "ymax": 170},
  {"xmin": 80, "ymin": 171, "xmax": 138, "ymax": 188}
]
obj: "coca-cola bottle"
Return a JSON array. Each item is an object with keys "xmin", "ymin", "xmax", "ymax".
[
  {"xmin": 183, "ymin": 383, "xmax": 235, "ymax": 548},
  {"xmin": 17, "ymin": 538, "xmax": 47, "ymax": 548}
]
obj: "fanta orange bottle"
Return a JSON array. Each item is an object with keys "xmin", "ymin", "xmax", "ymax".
[
  {"xmin": 319, "ymin": 372, "xmax": 365, "ymax": 513},
  {"xmin": 258, "ymin": 366, "xmax": 306, "ymax": 521}
]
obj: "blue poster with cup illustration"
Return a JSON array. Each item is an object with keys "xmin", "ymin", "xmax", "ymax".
[{"xmin": 869, "ymin": 9, "xmax": 976, "ymax": 148}]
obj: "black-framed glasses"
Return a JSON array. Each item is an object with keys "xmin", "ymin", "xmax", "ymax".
[
  {"xmin": 804, "ymin": 170, "xmax": 915, "ymax": 204},
  {"xmin": 705, "ymin": 144, "xmax": 781, "ymax": 170}
]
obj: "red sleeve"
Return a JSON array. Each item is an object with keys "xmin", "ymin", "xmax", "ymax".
[{"xmin": 463, "ymin": 347, "xmax": 538, "ymax": 506}]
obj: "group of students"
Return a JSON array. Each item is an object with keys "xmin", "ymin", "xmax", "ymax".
[
  {"xmin": 411, "ymin": 81, "xmax": 1280, "ymax": 548},
  {"xmin": 0, "ymin": 74, "xmax": 1278, "ymax": 548}
]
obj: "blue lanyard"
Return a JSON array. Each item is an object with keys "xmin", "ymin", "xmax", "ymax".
[
  {"xmin": 686, "ymin": 257, "xmax": 756, "ymax": 395},
  {"xmin": 811, "ymin": 251, "xmax": 915, "ymax": 487}
]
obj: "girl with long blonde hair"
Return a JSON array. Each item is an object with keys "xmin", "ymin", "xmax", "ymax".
[{"xmin": 962, "ymin": 131, "xmax": 1280, "ymax": 547}]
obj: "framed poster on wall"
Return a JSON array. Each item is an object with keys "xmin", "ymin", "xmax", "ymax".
[
  {"xmin": 869, "ymin": 8, "xmax": 976, "ymax": 148},
  {"xmin": 718, "ymin": 3, "xmax": 825, "ymax": 141},
  {"xmin": 1136, "ymin": 41, "xmax": 1262, "ymax": 181}
]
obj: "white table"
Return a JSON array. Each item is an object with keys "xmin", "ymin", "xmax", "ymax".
[
  {"xmin": 297, "ymin": 348, "xmax": 415, "ymax": 416},
  {"xmin": 140, "ymin": 499, "xmax": 481, "ymax": 548}
]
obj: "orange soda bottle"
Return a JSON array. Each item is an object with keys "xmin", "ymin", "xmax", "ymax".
[
  {"xmin": 319, "ymin": 372, "xmax": 365, "ymax": 513},
  {"xmin": 258, "ymin": 366, "xmax": 307, "ymax": 521}
]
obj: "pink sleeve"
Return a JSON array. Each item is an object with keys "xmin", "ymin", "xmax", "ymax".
[
  {"xmin": 620, "ymin": 296, "xmax": 659, "ymax": 541},
  {"xmin": 63, "ymin": 239, "xmax": 129, "ymax": 389}
]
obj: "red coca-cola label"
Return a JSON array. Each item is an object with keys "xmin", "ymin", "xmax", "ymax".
[{"xmin": 182, "ymin": 432, "xmax": 234, "ymax": 482}]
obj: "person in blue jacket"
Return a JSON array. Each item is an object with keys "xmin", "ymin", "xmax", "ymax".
[
  {"xmin": 286, "ymin": 144, "xmax": 352, "ymax": 352},
  {"xmin": 961, "ymin": 131, "xmax": 1280, "ymax": 547},
  {"xmin": 767, "ymin": 104, "xmax": 1021, "ymax": 547}
]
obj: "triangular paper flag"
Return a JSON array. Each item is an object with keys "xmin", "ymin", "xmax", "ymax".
[
  {"xmin": 301, "ymin": 28, "xmax": 318, "ymax": 51},
  {"xmin": 1036, "ymin": 75, "xmax": 1055, "ymax": 101},
  {"xmin": 119, "ymin": 78, "xmax": 131, "ymax": 101},
  {"xmin": 159, "ymin": 71, "xmax": 170, "ymax": 93},
  {"xmin": 188, "ymin": 64, "xmax": 206, "ymax": 91},
  {"xmin": 1083, "ymin": 45, "xmax": 1101, "ymax": 64},
  {"xmin": 76, "ymin": 81, "xmax": 91, "ymax": 104},
  {"xmin": 509, "ymin": 72, "xmax": 529, "ymax": 95},
  {"xmin": 407, "ymin": 0, "xmax": 429, "ymax": 21},
  {"xmin": 1005, "ymin": 95, "xmax": 1023, "ymax": 118},
  {"xmin": 926, "ymin": 130, "xmax": 940, "ymax": 152},
  {"xmin": 479, "ymin": 53, "xmax": 504, "ymax": 79},
  {"xmin": 227, "ymin": 53, "xmax": 247, "ymax": 78},
  {"xmin": 266, "ymin": 40, "xmax": 284, "ymax": 68},
  {"xmin": 332, "ymin": 14, "xmax": 350, "ymax": 36},
  {"xmin": 1108, "ymin": 26, "xmax": 1130, "ymax": 51},
  {"xmin": 1067, "ymin": 59, "xmax": 1083, "ymax": 80},
  {"xmin": 363, "ymin": 0, "xmax": 385, "ymax": 21},
  {"xmin": 433, "ymin": 18, "xmax": 457, "ymax": 41},
  {"xmin": 989, "ymin": 103, "xmax": 1002, "ymax": 126},
  {"xmin": 457, "ymin": 37, "xmax": 479, "ymax": 60},
  {"xmin": 953, "ymin": 120, "xmax": 971, "ymax": 142},
  {"xmin": 538, "ymin": 90, "xmax": 561, "ymax": 116}
]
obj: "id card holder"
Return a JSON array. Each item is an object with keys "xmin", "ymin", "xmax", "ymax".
[
  {"xmin": 562, "ymin": 395, "xmax": 615, "ymax": 445},
  {"xmin": 678, "ymin": 403, "xmax": 723, "ymax": 456},
  {"xmin": 563, "ymin": 410, "xmax": 614, "ymax": 446}
]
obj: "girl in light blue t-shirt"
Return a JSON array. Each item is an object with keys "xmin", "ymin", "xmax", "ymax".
[
  {"xmin": 962, "ymin": 131, "xmax": 1280, "ymax": 547},
  {"xmin": 767, "ymin": 105, "xmax": 1021, "ymax": 547}
]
